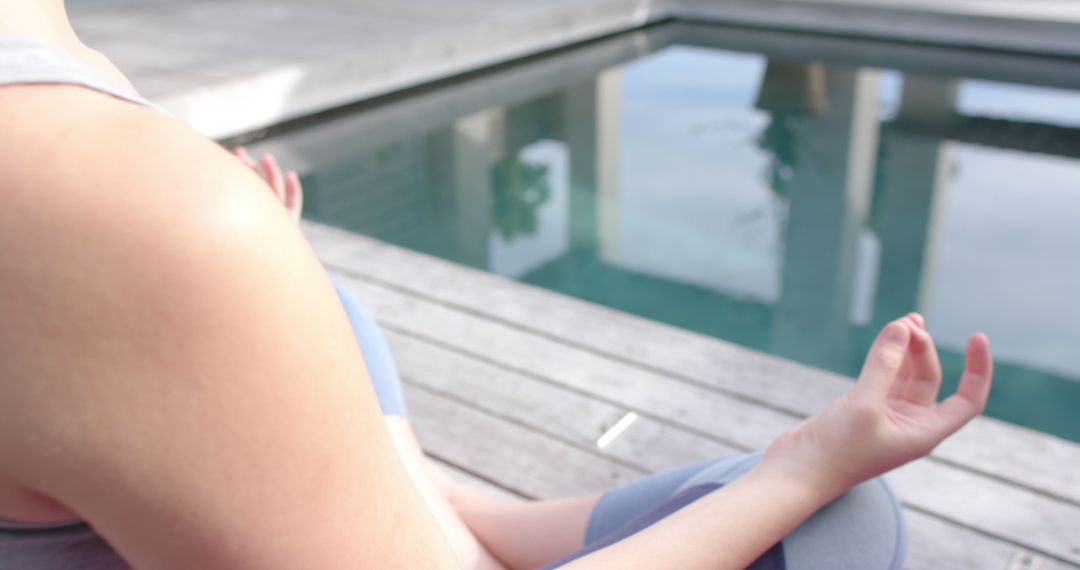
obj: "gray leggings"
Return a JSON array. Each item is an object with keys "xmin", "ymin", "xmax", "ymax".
[
  {"xmin": 567, "ymin": 453, "xmax": 906, "ymax": 569},
  {"xmin": 334, "ymin": 280, "xmax": 906, "ymax": 569}
]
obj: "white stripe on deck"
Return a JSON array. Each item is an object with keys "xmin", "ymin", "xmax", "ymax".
[{"xmin": 596, "ymin": 411, "xmax": 639, "ymax": 449}]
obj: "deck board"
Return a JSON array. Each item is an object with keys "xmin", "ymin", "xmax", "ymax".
[
  {"xmin": 389, "ymin": 328, "xmax": 741, "ymax": 473},
  {"xmin": 321, "ymin": 266, "xmax": 1080, "ymax": 564},
  {"xmin": 307, "ymin": 221, "xmax": 1080, "ymax": 569},
  {"xmin": 307, "ymin": 221, "xmax": 1080, "ymax": 506},
  {"xmin": 405, "ymin": 383, "xmax": 641, "ymax": 499},
  {"xmin": 415, "ymin": 376, "xmax": 1071, "ymax": 570}
]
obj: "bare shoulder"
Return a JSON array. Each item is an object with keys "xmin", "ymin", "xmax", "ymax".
[
  {"xmin": 0, "ymin": 83, "xmax": 302, "ymax": 418},
  {"xmin": 0, "ymin": 84, "xmax": 263, "ymax": 265},
  {"xmin": 0, "ymin": 84, "xmax": 329, "ymax": 340},
  {"xmin": 0, "ymin": 86, "xmax": 456, "ymax": 568},
  {"xmin": 0, "ymin": 83, "xmax": 260, "ymax": 237}
]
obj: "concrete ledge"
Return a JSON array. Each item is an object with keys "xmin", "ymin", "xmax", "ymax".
[
  {"xmin": 70, "ymin": 0, "xmax": 1080, "ymax": 140},
  {"xmin": 678, "ymin": 0, "xmax": 1080, "ymax": 59},
  {"xmin": 118, "ymin": 0, "xmax": 675, "ymax": 140}
]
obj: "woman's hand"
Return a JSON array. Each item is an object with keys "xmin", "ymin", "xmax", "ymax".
[
  {"xmin": 761, "ymin": 313, "xmax": 993, "ymax": 500},
  {"xmin": 233, "ymin": 146, "xmax": 303, "ymax": 224}
]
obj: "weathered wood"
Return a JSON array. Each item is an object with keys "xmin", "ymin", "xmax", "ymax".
[
  {"xmin": 341, "ymin": 272, "xmax": 799, "ymax": 449},
  {"xmin": 403, "ymin": 383, "xmax": 642, "ymax": 499},
  {"xmin": 325, "ymin": 266, "xmax": 1080, "ymax": 565},
  {"xmin": 903, "ymin": 510, "xmax": 1076, "ymax": 570},
  {"xmin": 888, "ymin": 462, "xmax": 1080, "ymax": 566},
  {"xmin": 414, "ymin": 377, "xmax": 1080, "ymax": 570},
  {"xmin": 389, "ymin": 326, "xmax": 1079, "ymax": 569},
  {"xmin": 399, "ymin": 349, "xmax": 1074, "ymax": 569},
  {"xmin": 388, "ymin": 328, "xmax": 741, "ymax": 472},
  {"xmin": 307, "ymin": 221, "xmax": 1080, "ymax": 508},
  {"xmin": 305, "ymin": 221, "xmax": 854, "ymax": 414}
]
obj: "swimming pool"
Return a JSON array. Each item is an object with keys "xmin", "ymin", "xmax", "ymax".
[{"xmin": 253, "ymin": 23, "xmax": 1080, "ymax": 443}]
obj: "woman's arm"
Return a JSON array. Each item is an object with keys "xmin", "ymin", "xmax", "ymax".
[
  {"xmin": 562, "ymin": 317, "xmax": 992, "ymax": 569},
  {"xmin": 0, "ymin": 85, "xmax": 458, "ymax": 569},
  {"xmin": 561, "ymin": 463, "xmax": 828, "ymax": 569}
]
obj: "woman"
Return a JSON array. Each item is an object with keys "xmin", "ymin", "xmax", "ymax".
[{"xmin": 0, "ymin": 1, "xmax": 994, "ymax": 568}]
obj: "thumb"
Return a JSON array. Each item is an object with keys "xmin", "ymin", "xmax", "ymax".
[{"xmin": 854, "ymin": 321, "xmax": 910, "ymax": 402}]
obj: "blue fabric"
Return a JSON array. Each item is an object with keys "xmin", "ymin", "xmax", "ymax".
[
  {"xmin": 585, "ymin": 453, "xmax": 761, "ymax": 542},
  {"xmin": 544, "ymin": 483, "xmax": 785, "ymax": 570},
  {"xmin": 779, "ymin": 477, "xmax": 907, "ymax": 570},
  {"xmin": 584, "ymin": 459, "xmax": 714, "ymax": 543},
  {"xmin": 332, "ymin": 279, "xmax": 408, "ymax": 416},
  {"xmin": 579, "ymin": 452, "xmax": 906, "ymax": 570}
]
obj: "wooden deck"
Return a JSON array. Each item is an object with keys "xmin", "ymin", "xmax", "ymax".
[{"xmin": 304, "ymin": 220, "xmax": 1080, "ymax": 570}]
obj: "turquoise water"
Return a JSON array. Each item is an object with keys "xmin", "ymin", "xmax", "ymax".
[{"xmin": 256, "ymin": 25, "xmax": 1080, "ymax": 443}]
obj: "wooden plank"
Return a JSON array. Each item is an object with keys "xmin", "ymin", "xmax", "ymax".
[
  {"xmin": 888, "ymin": 462, "xmax": 1080, "ymax": 566},
  {"xmin": 387, "ymin": 329, "xmax": 742, "ymax": 473},
  {"xmin": 383, "ymin": 311, "xmax": 1080, "ymax": 567},
  {"xmin": 391, "ymin": 329, "xmax": 1080, "ymax": 569},
  {"xmin": 306, "ymin": 221, "xmax": 851, "ymax": 415},
  {"xmin": 400, "ymin": 353, "xmax": 1072, "ymax": 569},
  {"xmin": 326, "ymin": 268, "xmax": 1080, "ymax": 565},
  {"xmin": 403, "ymin": 383, "xmax": 642, "ymax": 499},
  {"xmin": 306, "ymin": 221, "xmax": 1080, "ymax": 508},
  {"xmin": 341, "ymin": 273, "xmax": 798, "ymax": 450},
  {"xmin": 903, "ymin": 510, "xmax": 1078, "ymax": 570}
]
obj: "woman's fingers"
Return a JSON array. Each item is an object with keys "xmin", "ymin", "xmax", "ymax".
[
  {"xmin": 285, "ymin": 170, "xmax": 303, "ymax": 224},
  {"xmin": 887, "ymin": 313, "xmax": 924, "ymax": 400},
  {"xmin": 260, "ymin": 154, "xmax": 286, "ymax": 203},
  {"xmin": 906, "ymin": 312, "xmax": 925, "ymax": 329},
  {"xmin": 233, "ymin": 149, "xmax": 300, "ymax": 222},
  {"xmin": 854, "ymin": 320, "xmax": 911, "ymax": 402},
  {"xmin": 898, "ymin": 326, "xmax": 944, "ymax": 406},
  {"xmin": 936, "ymin": 333, "xmax": 993, "ymax": 434},
  {"xmin": 887, "ymin": 359, "xmax": 910, "ymax": 400},
  {"xmin": 233, "ymin": 146, "xmax": 258, "ymax": 170}
]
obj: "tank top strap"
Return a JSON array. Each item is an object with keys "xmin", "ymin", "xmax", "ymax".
[{"xmin": 0, "ymin": 33, "xmax": 164, "ymax": 112}]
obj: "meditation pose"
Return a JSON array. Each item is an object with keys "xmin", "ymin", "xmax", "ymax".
[{"xmin": 0, "ymin": 1, "xmax": 993, "ymax": 568}]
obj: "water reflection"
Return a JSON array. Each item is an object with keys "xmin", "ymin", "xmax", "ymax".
[{"xmin": 257, "ymin": 29, "xmax": 1080, "ymax": 442}]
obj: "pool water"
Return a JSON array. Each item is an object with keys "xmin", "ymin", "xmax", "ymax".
[{"xmin": 255, "ymin": 24, "xmax": 1080, "ymax": 443}]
